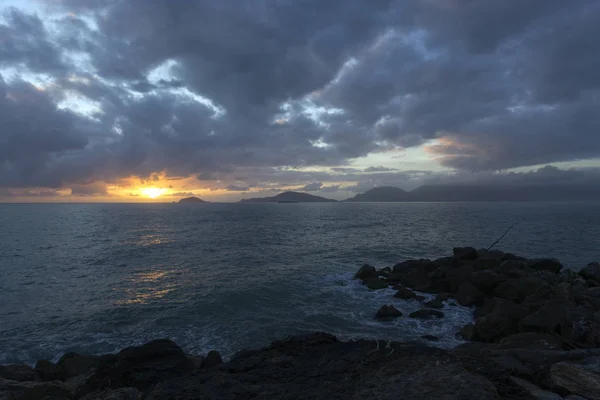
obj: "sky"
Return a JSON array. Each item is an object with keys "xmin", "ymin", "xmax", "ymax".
[{"xmin": 1, "ymin": 0, "xmax": 599, "ymax": 202}]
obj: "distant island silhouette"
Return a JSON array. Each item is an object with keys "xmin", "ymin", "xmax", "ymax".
[
  {"xmin": 240, "ymin": 191, "xmax": 337, "ymax": 203},
  {"xmin": 178, "ymin": 196, "xmax": 208, "ymax": 203},
  {"xmin": 236, "ymin": 183, "xmax": 600, "ymax": 203}
]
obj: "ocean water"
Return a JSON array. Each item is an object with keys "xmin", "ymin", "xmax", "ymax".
[{"xmin": 1, "ymin": 202, "xmax": 599, "ymax": 365}]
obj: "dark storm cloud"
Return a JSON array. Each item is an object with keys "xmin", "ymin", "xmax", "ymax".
[
  {"xmin": 0, "ymin": 8, "xmax": 67, "ymax": 73},
  {"xmin": 1, "ymin": 0, "xmax": 600, "ymax": 193}
]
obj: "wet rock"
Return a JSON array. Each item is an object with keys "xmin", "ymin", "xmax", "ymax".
[
  {"xmin": 474, "ymin": 297, "xmax": 496, "ymax": 318},
  {"xmin": 529, "ymin": 259, "xmax": 563, "ymax": 274},
  {"xmin": 580, "ymin": 262, "xmax": 600, "ymax": 283},
  {"xmin": 0, "ymin": 364, "xmax": 36, "ymax": 382},
  {"xmin": 509, "ymin": 376, "xmax": 563, "ymax": 400},
  {"xmin": 550, "ymin": 361, "xmax": 600, "ymax": 400},
  {"xmin": 393, "ymin": 287, "xmax": 416, "ymax": 299},
  {"xmin": 409, "ymin": 309, "xmax": 444, "ymax": 319},
  {"xmin": 425, "ymin": 299, "xmax": 444, "ymax": 309},
  {"xmin": 453, "ymin": 247, "xmax": 477, "ymax": 260},
  {"xmin": 414, "ymin": 295, "xmax": 426, "ymax": 301},
  {"xmin": 364, "ymin": 277, "xmax": 388, "ymax": 290},
  {"xmin": 80, "ymin": 387, "xmax": 143, "ymax": 400},
  {"xmin": 202, "ymin": 351, "xmax": 223, "ymax": 369},
  {"xmin": 354, "ymin": 264, "xmax": 377, "ymax": 280},
  {"xmin": 399, "ymin": 266, "xmax": 430, "ymax": 290},
  {"xmin": 35, "ymin": 360, "xmax": 62, "ymax": 382},
  {"xmin": 421, "ymin": 335, "xmax": 439, "ymax": 342},
  {"xmin": 375, "ymin": 305, "xmax": 403, "ymax": 320},
  {"xmin": 455, "ymin": 281, "xmax": 484, "ymax": 306},
  {"xmin": 471, "ymin": 270, "xmax": 504, "ymax": 291},
  {"xmin": 77, "ymin": 339, "xmax": 194, "ymax": 396}
]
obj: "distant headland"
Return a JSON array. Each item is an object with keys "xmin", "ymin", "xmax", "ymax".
[{"xmin": 239, "ymin": 191, "xmax": 337, "ymax": 203}]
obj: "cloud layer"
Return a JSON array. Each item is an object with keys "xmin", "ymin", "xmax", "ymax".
[{"xmin": 1, "ymin": 0, "xmax": 599, "ymax": 198}]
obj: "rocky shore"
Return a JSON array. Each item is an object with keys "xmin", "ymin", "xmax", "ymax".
[{"xmin": 2, "ymin": 248, "xmax": 600, "ymax": 400}]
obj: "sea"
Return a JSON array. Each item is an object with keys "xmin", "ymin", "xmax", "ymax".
[{"xmin": 1, "ymin": 202, "xmax": 599, "ymax": 365}]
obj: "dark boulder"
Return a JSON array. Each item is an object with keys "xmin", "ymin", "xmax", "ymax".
[
  {"xmin": 474, "ymin": 298, "xmax": 528, "ymax": 342},
  {"xmin": 394, "ymin": 287, "xmax": 416, "ymax": 300},
  {"xmin": 470, "ymin": 270, "xmax": 503, "ymax": 292},
  {"xmin": 364, "ymin": 277, "xmax": 388, "ymax": 290},
  {"xmin": 550, "ymin": 362, "xmax": 600, "ymax": 400},
  {"xmin": 392, "ymin": 259, "xmax": 434, "ymax": 274},
  {"xmin": 375, "ymin": 305, "xmax": 403, "ymax": 320},
  {"xmin": 409, "ymin": 309, "xmax": 444, "ymax": 319},
  {"xmin": 453, "ymin": 247, "xmax": 477, "ymax": 260},
  {"xmin": 77, "ymin": 339, "xmax": 194, "ymax": 396},
  {"xmin": 460, "ymin": 324, "xmax": 476, "ymax": 340},
  {"xmin": 355, "ymin": 264, "xmax": 377, "ymax": 280},
  {"xmin": 81, "ymin": 387, "xmax": 143, "ymax": 400},
  {"xmin": 522, "ymin": 299, "xmax": 575, "ymax": 339},
  {"xmin": 377, "ymin": 267, "xmax": 392, "ymax": 277},
  {"xmin": 580, "ymin": 262, "xmax": 600, "ymax": 283},
  {"xmin": 57, "ymin": 352, "xmax": 115, "ymax": 380},
  {"xmin": 35, "ymin": 360, "xmax": 63, "ymax": 382},
  {"xmin": 425, "ymin": 299, "xmax": 444, "ymax": 309},
  {"xmin": 474, "ymin": 258, "xmax": 501, "ymax": 271},
  {"xmin": 446, "ymin": 266, "xmax": 474, "ymax": 293},
  {"xmin": 528, "ymin": 259, "xmax": 563, "ymax": 274},
  {"xmin": 494, "ymin": 276, "xmax": 548, "ymax": 303},
  {"xmin": 202, "ymin": 351, "xmax": 223, "ymax": 369},
  {"xmin": 421, "ymin": 335, "xmax": 439, "ymax": 342},
  {"xmin": 0, "ymin": 364, "xmax": 36, "ymax": 382},
  {"xmin": 497, "ymin": 332, "xmax": 566, "ymax": 350},
  {"xmin": 474, "ymin": 297, "xmax": 496, "ymax": 318},
  {"xmin": 455, "ymin": 281, "xmax": 484, "ymax": 306},
  {"xmin": 399, "ymin": 266, "xmax": 430, "ymax": 290}
]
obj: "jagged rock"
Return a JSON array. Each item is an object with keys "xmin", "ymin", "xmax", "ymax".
[
  {"xmin": 471, "ymin": 270, "xmax": 504, "ymax": 291},
  {"xmin": 550, "ymin": 361, "xmax": 600, "ymax": 400},
  {"xmin": 35, "ymin": 360, "xmax": 62, "ymax": 382},
  {"xmin": 409, "ymin": 309, "xmax": 444, "ymax": 319},
  {"xmin": 81, "ymin": 387, "xmax": 143, "ymax": 400},
  {"xmin": 580, "ymin": 262, "xmax": 600, "ymax": 283},
  {"xmin": 453, "ymin": 247, "xmax": 477, "ymax": 260},
  {"xmin": 509, "ymin": 376, "xmax": 563, "ymax": 400},
  {"xmin": 202, "ymin": 351, "xmax": 223, "ymax": 368},
  {"xmin": 394, "ymin": 287, "xmax": 416, "ymax": 299},
  {"xmin": 364, "ymin": 277, "xmax": 388, "ymax": 290},
  {"xmin": 375, "ymin": 305, "xmax": 403, "ymax": 320},
  {"xmin": 0, "ymin": 364, "xmax": 36, "ymax": 382},
  {"xmin": 355, "ymin": 264, "xmax": 377, "ymax": 280},
  {"xmin": 76, "ymin": 339, "xmax": 194, "ymax": 396},
  {"xmin": 0, "ymin": 378, "xmax": 73, "ymax": 400},
  {"xmin": 455, "ymin": 281, "xmax": 484, "ymax": 306}
]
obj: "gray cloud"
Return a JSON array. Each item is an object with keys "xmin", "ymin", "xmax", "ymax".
[
  {"xmin": 299, "ymin": 182, "xmax": 322, "ymax": 191},
  {"xmin": 0, "ymin": 0, "xmax": 599, "ymax": 195}
]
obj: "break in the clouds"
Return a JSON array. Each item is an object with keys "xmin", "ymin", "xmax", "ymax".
[{"xmin": 1, "ymin": 0, "xmax": 600, "ymax": 199}]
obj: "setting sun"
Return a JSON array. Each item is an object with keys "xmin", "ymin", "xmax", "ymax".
[{"xmin": 141, "ymin": 188, "xmax": 166, "ymax": 198}]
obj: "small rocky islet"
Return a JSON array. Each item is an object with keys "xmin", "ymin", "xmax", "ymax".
[{"xmin": 2, "ymin": 248, "xmax": 600, "ymax": 399}]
